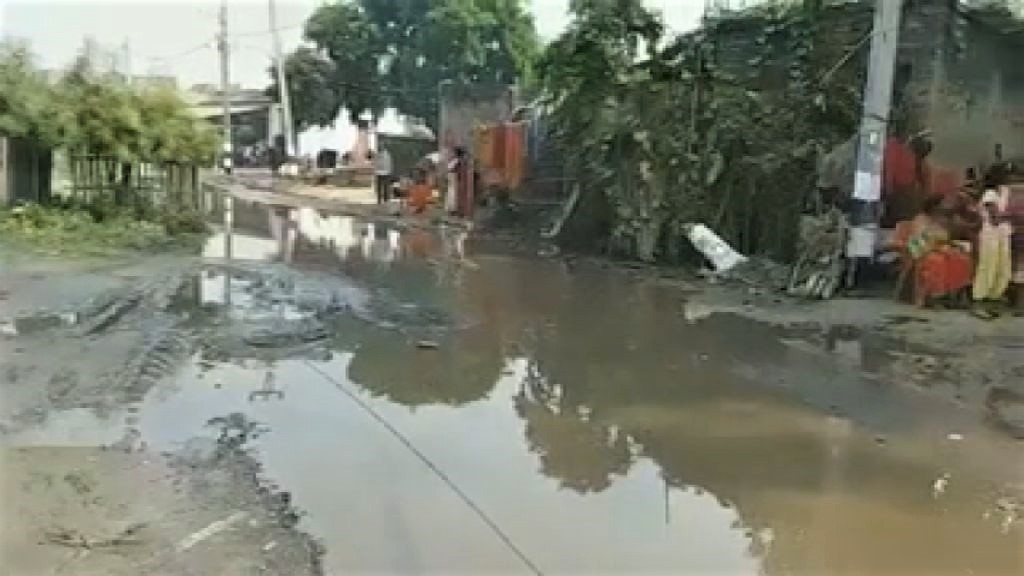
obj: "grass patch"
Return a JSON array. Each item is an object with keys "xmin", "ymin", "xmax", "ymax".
[{"xmin": 0, "ymin": 202, "xmax": 208, "ymax": 256}]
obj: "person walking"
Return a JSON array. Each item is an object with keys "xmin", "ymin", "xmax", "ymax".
[{"xmin": 374, "ymin": 147, "xmax": 394, "ymax": 204}]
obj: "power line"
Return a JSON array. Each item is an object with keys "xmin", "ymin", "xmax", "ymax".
[
  {"xmin": 144, "ymin": 39, "xmax": 216, "ymax": 63},
  {"xmin": 230, "ymin": 22, "xmax": 305, "ymax": 38},
  {"xmin": 302, "ymin": 360, "xmax": 544, "ymax": 576}
]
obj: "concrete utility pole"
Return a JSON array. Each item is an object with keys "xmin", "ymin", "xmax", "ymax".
[
  {"xmin": 269, "ymin": 0, "xmax": 296, "ymax": 158},
  {"xmin": 846, "ymin": 0, "xmax": 904, "ymax": 280},
  {"xmin": 121, "ymin": 39, "xmax": 132, "ymax": 85},
  {"xmin": 218, "ymin": 0, "xmax": 233, "ymax": 175}
]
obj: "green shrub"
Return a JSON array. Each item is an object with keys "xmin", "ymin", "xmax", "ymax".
[{"xmin": 0, "ymin": 202, "xmax": 205, "ymax": 255}]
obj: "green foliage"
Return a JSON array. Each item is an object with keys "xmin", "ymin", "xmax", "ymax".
[
  {"xmin": 56, "ymin": 63, "xmax": 146, "ymax": 161},
  {"xmin": 0, "ymin": 202, "xmax": 204, "ymax": 256},
  {"xmin": 275, "ymin": 0, "xmax": 540, "ymax": 129},
  {"xmin": 137, "ymin": 87, "xmax": 219, "ymax": 164},
  {"xmin": 1, "ymin": 45, "xmax": 217, "ymax": 164},
  {"xmin": 0, "ymin": 42, "xmax": 64, "ymax": 146},
  {"xmin": 268, "ymin": 46, "xmax": 346, "ymax": 130},
  {"xmin": 158, "ymin": 205, "xmax": 208, "ymax": 235},
  {"xmin": 302, "ymin": 1, "xmax": 383, "ymax": 124},
  {"xmin": 541, "ymin": 0, "xmax": 861, "ymax": 262}
]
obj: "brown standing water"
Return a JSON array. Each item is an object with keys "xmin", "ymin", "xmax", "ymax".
[{"xmin": 12, "ymin": 199, "xmax": 1023, "ymax": 575}]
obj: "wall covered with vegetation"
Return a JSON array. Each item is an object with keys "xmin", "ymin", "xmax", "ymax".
[{"xmin": 539, "ymin": 0, "xmax": 867, "ymax": 263}]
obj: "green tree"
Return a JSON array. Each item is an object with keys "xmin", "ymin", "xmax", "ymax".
[
  {"xmin": 274, "ymin": 0, "xmax": 539, "ymax": 130},
  {"xmin": 54, "ymin": 59, "xmax": 215, "ymax": 164},
  {"xmin": 56, "ymin": 60, "xmax": 146, "ymax": 161},
  {"xmin": 0, "ymin": 42, "xmax": 64, "ymax": 146},
  {"xmin": 137, "ymin": 87, "xmax": 219, "ymax": 164},
  {"xmin": 540, "ymin": 0, "xmax": 860, "ymax": 262},
  {"xmin": 267, "ymin": 46, "xmax": 346, "ymax": 130},
  {"xmin": 539, "ymin": 0, "xmax": 675, "ymax": 260}
]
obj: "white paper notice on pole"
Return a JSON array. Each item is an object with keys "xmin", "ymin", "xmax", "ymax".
[
  {"xmin": 852, "ymin": 170, "xmax": 881, "ymax": 201},
  {"xmin": 846, "ymin": 224, "xmax": 877, "ymax": 258}
]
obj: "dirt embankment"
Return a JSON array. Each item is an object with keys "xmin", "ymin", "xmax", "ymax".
[{"xmin": 1, "ymin": 442, "xmax": 321, "ymax": 576}]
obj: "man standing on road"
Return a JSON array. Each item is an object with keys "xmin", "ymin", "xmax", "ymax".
[{"xmin": 375, "ymin": 147, "xmax": 394, "ymax": 204}]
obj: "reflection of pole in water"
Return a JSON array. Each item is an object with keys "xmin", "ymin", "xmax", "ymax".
[
  {"xmin": 223, "ymin": 194, "xmax": 234, "ymax": 261},
  {"xmin": 223, "ymin": 194, "xmax": 233, "ymax": 307},
  {"xmin": 361, "ymin": 223, "xmax": 374, "ymax": 259},
  {"xmin": 249, "ymin": 369, "xmax": 285, "ymax": 401},
  {"xmin": 388, "ymin": 229, "xmax": 401, "ymax": 254},
  {"xmin": 276, "ymin": 207, "xmax": 297, "ymax": 264},
  {"xmin": 285, "ymin": 209, "xmax": 298, "ymax": 264},
  {"xmin": 663, "ymin": 472, "xmax": 670, "ymax": 525}
]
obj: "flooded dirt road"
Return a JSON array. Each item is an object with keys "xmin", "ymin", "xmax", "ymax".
[{"xmin": 3, "ymin": 196, "xmax": 1023, "ymax": 575}]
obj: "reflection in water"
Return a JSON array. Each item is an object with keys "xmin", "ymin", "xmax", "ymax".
[
  {"xmin": 169, "ymin": 197, "xmax": 1024, "ymax": 574},
  {"xmin": 249, "ymin": 370, "xmax": 284, "ymax": 402},
  {"xmin": 514, "ymin": 361, "xmax": 633, "ymax": 493},
  {"xmin": 140, "ymin": 356, "xmax": 762, "ymax": 574},
  {"xmin": 338, "ymin": 319, "xmax": 502, "ymax": 407},
  {"xmin": 289, "ymin": 208, "xmax": 404, "ymax": 266}
]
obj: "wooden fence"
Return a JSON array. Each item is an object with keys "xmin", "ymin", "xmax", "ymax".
[{"xmin": 67, "ymin": 155, "xmax": 202, "ymax": 209}]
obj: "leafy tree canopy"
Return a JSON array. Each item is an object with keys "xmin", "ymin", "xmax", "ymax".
[
  {"xmin": 1, "ymin": 44, "xmax": 217, "ymax": 164},
  {"xmin": 272, "ymin": 0, "xmax": 539, "ymax": 130},
  {"xmin": 0, "ymin": 42, "xmax": 64, "ymax": 146},
  {"xmin": 538, "ymin": 0, "xmax": 861, "ymax": 262}
]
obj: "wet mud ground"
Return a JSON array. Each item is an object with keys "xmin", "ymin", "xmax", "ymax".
[{"xmin": 1, "ymin": 195, "xmax": 1023, "ymax": 575}]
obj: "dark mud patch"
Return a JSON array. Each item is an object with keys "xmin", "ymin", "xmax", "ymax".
[
  {"xmin": 776, "ymin": 320, "xmax": 964, "ymax": 386},
  {"xmin": 3, "ymin": 441, "xmax": 323, "ymax": 576},
  {"xmin": 986, "ymin": 387, "xmax": 1024, "ymax": 440},
  {"xmin": 162, "ymin": 415, "xmax": 326, "ymax": 574},
  {"xmin": 0, "ymin": 312, "xmax": 77, "ymax": 336}
]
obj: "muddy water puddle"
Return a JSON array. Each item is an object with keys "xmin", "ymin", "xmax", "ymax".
[{"xmin": 9, "ymin": 199, "xmax": 1024, "ymax": 574}]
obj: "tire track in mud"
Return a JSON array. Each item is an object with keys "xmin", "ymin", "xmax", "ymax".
[
  {"xmin": 1, "ymin": 266, "xmax": 226, "ymax": 432},
  {"xmin": 3, "ymin": 265, "xmax": 330, "ymax": 574},
  {"xmin": 4, "ymin": 259, "xmax": 463, "ymax": 571}
]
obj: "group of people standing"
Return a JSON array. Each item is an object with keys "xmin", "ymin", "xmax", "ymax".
[
  {"xmin": 374, "ymin": 145, "xmax": 476, "ymax": 218},
  {"xmin": 898, "ymin": 146, "xmax": 1022, "ymax": 317}
]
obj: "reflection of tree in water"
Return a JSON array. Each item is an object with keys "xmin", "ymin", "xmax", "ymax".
[
  {"xmin": 345, "ymin": 323, "xmax": 503, "ymax": 407},
  {"xmin": 508, "ymin": 271, "xmax": 809, "ymax": 495},
  {"xmin": 514, "ymin": 361, "xmax": 633, "ymax": 493}
]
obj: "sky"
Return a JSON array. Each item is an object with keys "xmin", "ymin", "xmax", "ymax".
[{"xmin": 0, "ymin": 0, "xmax": 708, "ymax": 89}]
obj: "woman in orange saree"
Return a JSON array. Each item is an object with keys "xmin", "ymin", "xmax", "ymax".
[
  {"xmin": 906, "ymin": 196, "xmax": 973, "ymax": 307},
  {"xmin": 407, "ymin": 173, "xmax": 433, "ymax": 214}
]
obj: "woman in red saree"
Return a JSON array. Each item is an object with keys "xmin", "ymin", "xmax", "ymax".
[{"xmin": 906, "ymin": 195, "xmax": 973, "ymax": 307}]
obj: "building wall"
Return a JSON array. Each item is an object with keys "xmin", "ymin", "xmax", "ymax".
[
  {"xmin": 709, "ymin": 0, "xmax": 1023, "ymax": 178},
  {"xmin": 439, "ymin": 84, "xmax": 519, "ymax": 155},
  {"xmin": 916, "ymin": 9, "xmax": 1024, "ymax": 169},
  {"xmin": 0, "ymin": 138, "xmax": 8, "ymax": 205}
]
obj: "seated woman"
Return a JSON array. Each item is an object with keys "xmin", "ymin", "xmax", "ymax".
[
  {"xmin": 904, "ymin": 195, "xmax": 974, "ymax": 307},
  {"xmin": 406, "ymin": 168, "xmax": 434, "ymax": 214}
]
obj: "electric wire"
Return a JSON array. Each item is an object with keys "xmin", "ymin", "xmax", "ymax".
[{"xmin": 302, "ymin": 360, "xmax": 544, "ymax": 576}]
